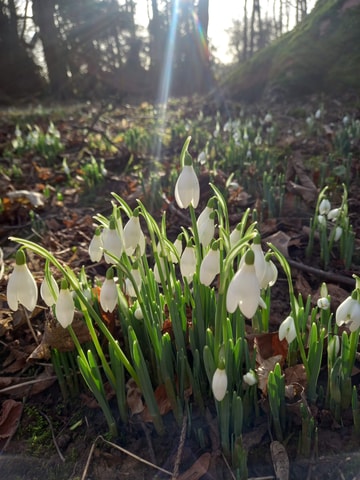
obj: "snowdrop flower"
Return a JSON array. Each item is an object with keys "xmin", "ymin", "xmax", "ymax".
[
  {"xmin": 319, "ymin": 198, "xmax": 331, "ymax": 215},
  {"xmin": 40, "ymin": 274, "xmax": 59, "ymax": 307},
  {"xmin": 123, "ymin": 209, "xmax": 145, "ymax": 256},
  {"xmin": 174, "ymin": 152, "xmax": 200, "ymax": 209},
  {"xmin": 315, "ymin": 108, "xmax": 322, "ymax": 120},
  {"xmin": 226, "ymin": 249, "xmax": 261, "ymax": 318},
  {"xmin": 125, "ymin": 267, "xmax": 142, "ymax": 298},
  {"xmin": 336, "ymin": 294, "xmax": 360, "ymax": 332},
  {"xmin": 55, "ymin": 279, "xmax": 75, "ymax": 328},
  {"xmin": 100, "ymin": 268, "xmax": 118, "ymax": 312},
  {"xmin": 264, "ymin": 113, "xmax": 272, "ymax": 124},
  {"xmin": 317, "ymin": 297, "xmax": 330, "ymax": 310},
  {"xmin": 154, "ymin": 255, "xmax": 166, "ymax": 284},
  {"xmin": 333, "ymin": 226, "xmax": 343, "ymax": 242},
  {"xmin": 279, "ymin": 315, "xmax": 297, "ymax": 344},
  {"xmin": 134, "ymin": 303, "xmax": 144, "ymax": 320},
  {"xmin": 197, "ymin": 200, "xmax": 216, "ymax": 248},
  {"xmin": 260, "ymin": 257, "xmax": 278, "ymax": 289},
  {"xmin": 200, "ymin": 243, "xmax": 220, "ymax": 286},
  {"xmin": 169, "ymin": 236, "xmax": 183, "ymax": 264},
  {"xmin": 212, "ymin": 366, "xmax": 227, "ymax": 402},
  {"xmin": 243, "ymin": 369, "xmax": 257, "ymax": 386},
  {"xmin": 251, "ymin": 235, "xmax": 266, "ymax": 286},
  {"xmin": 7, "ymin": 250, "xmax": 38, "ymax": 312},
  {"xmin": 89, "ymin": 227, "xmax": 103, "ymax": 262},
  {"xmin": 317, "ymin": 214, "xmax": 326, "ymax": 227},
  {"xmin": 180, "ymin": 243, "xmax": 197, "ymax": 283},
  {"xmin": 343, "ymin": 115, "xmax": 350, "ymax": 126},
  {"xmin": 254, "ymin": 133, "xmax": 262, "ymax": 146},
  {"xmin": 229, "ymin": 223, "xmax": 242, "ymax": 248},
  {"xmin": 102, "ymin": 218, "xmax": 123, "ymax": 264},
  {"xmin": 328, "ymin": 208, "xmax": 340, "ymax": 221},
  {"xmin": 197, "ymin": 151, "xmax": 207, "ymax": 165}
]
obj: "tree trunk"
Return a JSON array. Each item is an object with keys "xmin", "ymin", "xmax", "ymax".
[
  {"xmin": 223, "ymin": 0, "xmax": 360, "ymax": 101},
  {"xmin": 32, "ymin": 0, "xmax": 69, "ymax": 97}
]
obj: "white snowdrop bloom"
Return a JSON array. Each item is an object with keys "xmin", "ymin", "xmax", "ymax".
[
  {"xmin": 315, "ymin": 109, "xmax": 322, "ymax": 119},
  {"xmin": 124, "ymin": 212, "xmax": 145, "ymax": 256},
  {"xmin": 264, "ymin": 113, "xmax": 272, "ymax": 124},
  {"xmin": 174, "ymin": 163, "xmax": 200, "ymax": 209},
  {"xmin": 243, "ymin": 369, "xmax": 257, "ymax": 386},
  {"xmin": 200, "ymin": 247, "xmax": 220, "ymax": 286},
  {"xmin": 317, "ymin": 214, "xmax": 326, "ymax": 227},
  {"xmin": 7, "ymin": 250, "xmax": 38, "ymax": 312},
  {"xmin": 226, "ymin": 250, "xmax": 261, "ymax": 319},
  {"xmin": 55, "ymin": 280, "xmax": 75, "ymax": 328},
  {"xmin": 100, "ymin": 269, "xmax": 118, "ymax": 312},
  {"xmin": 89, "ymin": 228, "xmax": 103, "ymax": 262},
  {"xmin": 102, "ymin": 219, "xmax": 123, "ymax": 264},
  {"xmin": 343, "ymin": 115, "xmax": 350, "ymax": 126},
  {"xmin": 154, "ymin": 256, "xmax": 166, "ymax": 284},
  {"xmin": 254, "ymin": 133, "xmax": 262, "ymax": 146},
  {"xmin": 328, "ymin": 208, "xmax": 340, "ymax": 221},
  {"xmin": 169, "ymin": 236, "xmax": 183, "ymax": 264},
  {"xmin": 336, "ymin": 296, "xmax": 360, "ymax": 332},
  {"xmin": 229, "ymin": 224, "xmax": 242, "ymax": 248},
  {"xmin": 212, "ymin": 367, "xmax": 227, "ymax": 402},
  {"xmin": 134, "ymin": 304, "xmax": 144, "ymax": 320},
  {"xmin": 278, "ymin": 316, "xmax": 297, "ymax": 344},
  {"xmin": 260, "ymin": 258, "xmax": 278, "ymax": 289},
  {"xmin": 317, "ymin": 297, "xmax": 330, "ymax": 310},
  {"xmin": 197, "ymin": 205, "xmax": 215, "ymax": 248},
  {"xmin": 180, "ymin": 245, "xmax": 197, "ymax": 283},
  {"xmin": 332, "ymin": 226, "xmax": 343, "ymax": 242},
  {"xmin": 251, "ymin": 236, "xmax": 266, "ymax": 286},
  {"xmin": 125, "ymin": 268, "xmax": 142, "ymax": 298},
  {"xmin": 40, "ymin": 274, "xmax": 59, "ymax": 307},
  {"xmin": 319, "ymin": 198, "xmax": 331, "ymax": 216},
  {"xmin": 197, "ymin": 151, "xmax": 207, "ymax": 165}
]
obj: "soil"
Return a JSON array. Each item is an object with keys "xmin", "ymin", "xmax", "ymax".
[{"xmin": 1, "ymin": 94, "xmax": 360, "ymax": 479}]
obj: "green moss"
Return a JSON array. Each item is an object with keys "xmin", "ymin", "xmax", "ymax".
[{"xmin": 225, "ymin": 0, "xmax": 360, "ymax": 99}]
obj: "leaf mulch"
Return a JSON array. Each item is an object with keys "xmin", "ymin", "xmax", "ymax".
[{"xmin": 1, "ymin": 94, "xmax": 360, "ymax": 479}]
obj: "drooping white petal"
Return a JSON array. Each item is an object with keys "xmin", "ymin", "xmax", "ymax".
[
  {"xmin": 226, "ymin": 262, "xmax": 260, "ymax": 318},
  {"xmin": 100, "ymin": 278, "xmax": 118, "ymax": 312},
  {"xmin": 40, "ymin": 275, "xmax": 59, "ymax": 307},
  {"xmin": 124, "ymin": 216, "xmax": 142, "ymax": 255},
  {"xmin": 319, "ymin": 199, "xmax": 331, "ymax": 215},
  {"xmin": 102, "ymin": 226, "xmax": 123, "ymax": 263},
  {"xmin": 7, "ymin": 263, "xmax": 38, "ymax": 312},
  {"xmin": 89, "ymin": 231, "xmax": 103, "ymax": 262},
  {"xmin": 154, "ymin": 256, "xmax": 166, "ymax": 284},
  {"xmin": 335, "ymin": 296, "xmax": 354, "ymax": 326},
  {"xmin": 317, "ymin": 297, "xmax": 330, "ymax": 310},
  {"xmin": 278, "ymin": 316, "xmax": 296, "ymax": 344},
  {"xmin": 125, "ymin": 269, "xmax": 142, "ymax": 298},
  {"xmin": 328, "ymin": 208, "xmax": 340, "ymax": 221},
  {"xmin": 55, "ymin": 288, "xmax": 75, "ymax": 328},
  {"xmin": 174, "ymin": 165, "xmax": 200, "ymax": 209},
  {"xmin": 200, "ymin": 249, "xmax": 220, "ymax": 286},
  {"xmin": 212, "ymin": 368, "xmax": 227, "ymax": 402},
  {"xmin": 169, "ymin": 237, "xmax": 183, "ymax": 264},
  {"xmin": 180, "ymin": 246, "xmax": 197, "ymax": 282},
  {"xmin": 260, "ymin": 259, "xmax": 278, "ymax": 289},
  {"xmin": 349, "ymin": 300, "xmax": 360, "ymax": 332},
  {"xmin": 243, "ymin": 369, "xmax": 257, "ymax": 386},
  {"xmin": 251, "ymin": 243, "xmax": 266, "ymax": 286}
]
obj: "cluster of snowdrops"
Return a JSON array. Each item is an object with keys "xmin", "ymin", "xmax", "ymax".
[{"xmin": 6, "ymin": 137, "xmax": 360, "ymax": 466}]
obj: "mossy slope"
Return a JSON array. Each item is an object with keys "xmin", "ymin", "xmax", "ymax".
[{"xmin": 224, "ymin": 0, "xmax": 360, "ymax": 100}]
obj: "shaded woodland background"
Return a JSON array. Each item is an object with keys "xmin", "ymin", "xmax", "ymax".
[{"xmin": 1, "ymin": 0, "xmax": 316, "ymax": 102}]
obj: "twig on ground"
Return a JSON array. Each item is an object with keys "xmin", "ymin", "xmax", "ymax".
[
  {"xmin": 39, "ymin": 410, "xmax": 65, "ymax": 462},
  {"xmin": 288, "ymin": 258, "xmax": 355, "ymax": 288},
  {"xmin": 172, "ymin": 411, "xmax": 187, "ymax": 479},
  {"xmin": 80, "ymin": 435, "xmax": 173, "ymax": 480}
]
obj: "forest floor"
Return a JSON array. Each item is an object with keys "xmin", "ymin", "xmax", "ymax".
[{"xmin": 1, "ymin": 92, "xmax": 360, "ymax": 479}]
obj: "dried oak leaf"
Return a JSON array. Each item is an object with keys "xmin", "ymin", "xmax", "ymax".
[
  {"xmin": 0, "ymin": 399, "xmax": 23, "ymax": 447},
  {"xmin": 177, "ymin": 452, "xmax": 211, "ymax": 480}
]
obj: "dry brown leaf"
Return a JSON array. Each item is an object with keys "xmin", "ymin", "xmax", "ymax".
[
  {"xmin": 284, "ymin": 364, "xmax": 307, "ymax": 391},
  {"xmin": 265, "ymin": 230, "xmax": 291, "ymax": 258},
  {"xmin": 177, "ymin": 452, "xmax": 211, "ymax": 480},
  {"xmin": 285, "ymin": 152, "xmax": 317, "ymax": 206},
  {"xmin": 126, "ymin": 378, "xmax": 144, "ymax": 415},
  {"xmin": 270, "ymin": 440, "xmax": 289, "ymax": 480},
  {"xmin": 257, "ymin": 355, "xmax": 283, "ymax": 395},
  {"xmin": 0, "ymin": 399, "xmax": 23, "ymax": 448}
]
